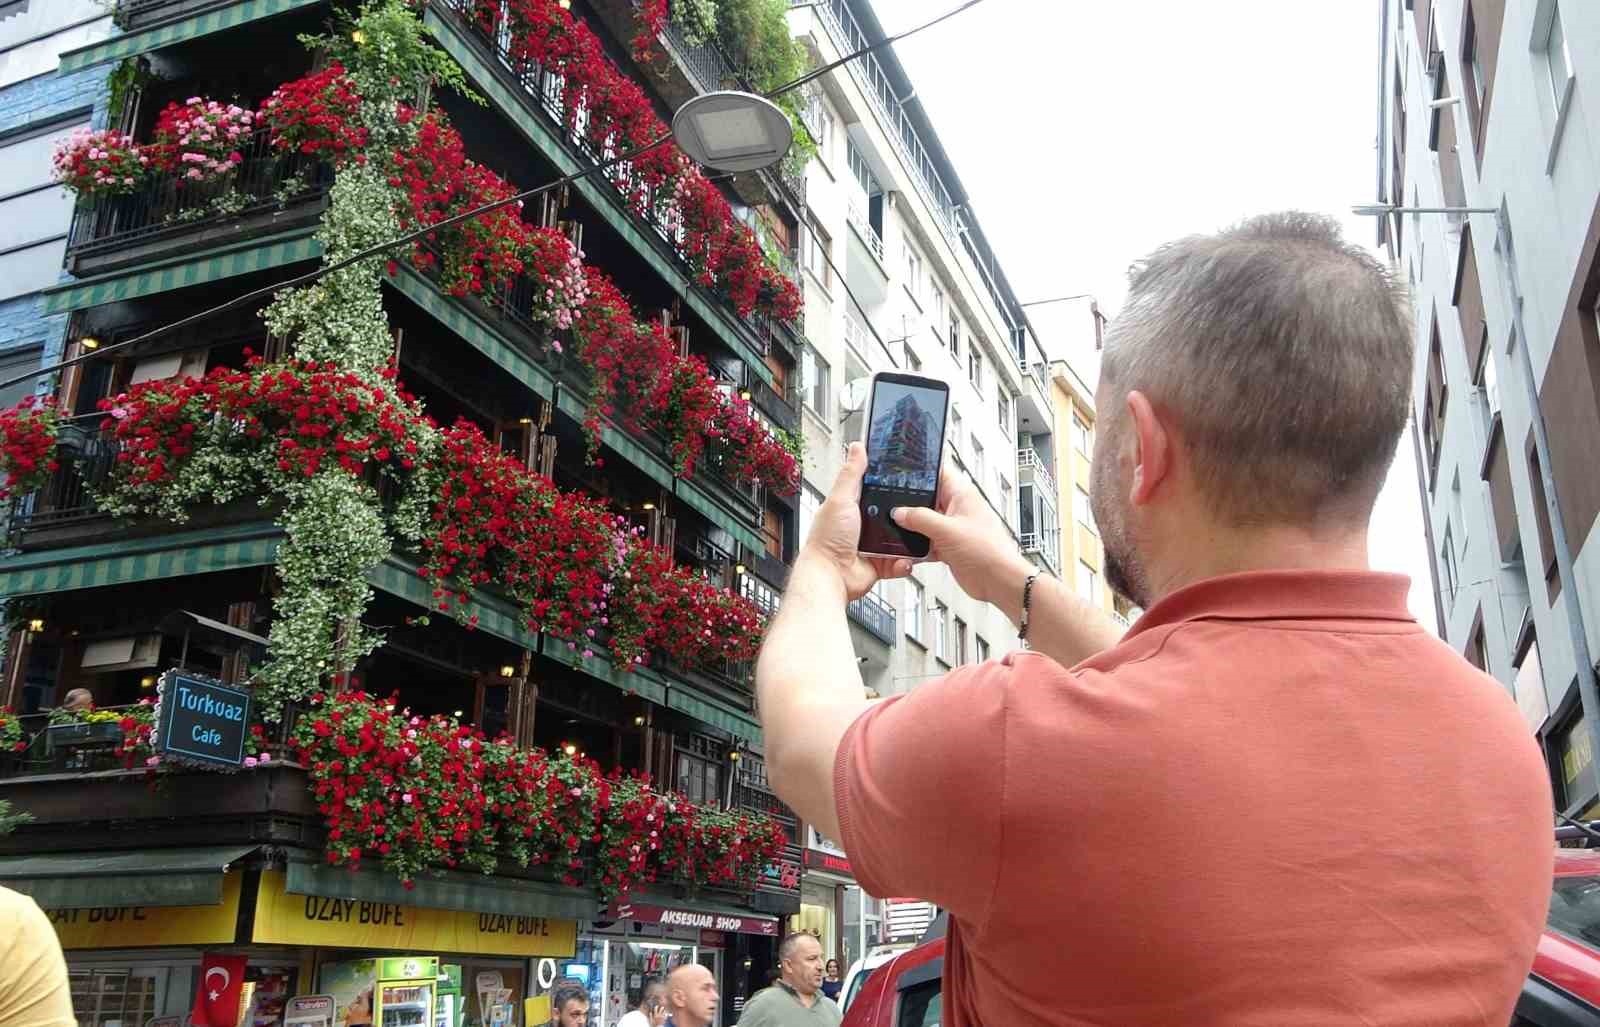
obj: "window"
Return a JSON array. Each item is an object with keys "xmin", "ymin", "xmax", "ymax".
[
  {"xmin": 975, "ymin": 635, "xmax": 990, "ymax": 663},
  {"xmin": 802, "ymin": 346, "xmax": 830, "ymax": 418},
  {"xmin": 1072, "ymin": 413, "xmax": 1092, "ymax": 455},
  {"xmin": 971, "ymin": 437, "xmax": 984, "ymax": 483},
  {"xmin": 1514, "ymin": 635, "xmax": 1546, "ymax": 734},
  {"xmin": 675, "ymin": 742, "xmax": 722, "ymax": 806},
  {"xmin": 1542, "ymin": 2, "xmax": 1574, "ymax": 119},
  {"xmin": 799, "ymin": 484, "xmax": 823, "ymax": 544},
  {"xmin": 933, "ymin": 601, "xmax": 948, "ymax": 661},
  {"xmin": 968, "ymin": 345, "xmax": 984, "ymax": 390},
  {"xmin": 954, "ymin": 617, "xmax": 968, "ymax": 664},
  {"xmin": 740, "ymin": 573, "xmax": 780, "ymax": 618},
  {"xmin": 896, "ymin": 979, "xmax": 942, "ymax": 1027},
  {"xmin": 905, "ymin": 579, "xmax": 924, "ymax": 643},
  {"xmin": 930, "ymin": 282, "xmax": 946, "ymax": 324},
  {"xmin": 1530, "ymin": 447, "xmax": 1559, "ymax": 596},
  {"xmin": 802, "ymin": 218, "xmax": 831, "ymax": 288},
  {"xmin": 1074, "ymin": 484, "xmax": 1094, "ymax": 532},
  {"xmin": 1464, "ymin": 618, "xmax": 1487, "ymax": 671},
  {"xmin": 1475, "ymin": 334, "xmax": 1500, "ymax": 434},
  {"xmin": 948, "ymin": 314, "xmax": 961, "ymax": 358},
  {"xmin": 997, "ymin": 388, "xmax": 1011, "ymax": 433},
  {"xmin": 1450, "ymin": 471, "xmax": 1466, "ymax": 552},
  {"xmin": 903, "ymin": 241, "xmax": 922, "ymax": 300},
  {"xmin": 1076, "ymin": 561, "xmax": 1098, "ymax": 604},
  {"xmin": 1441, "ymin": 523, "xmax": 1459, "ymax": 604},
  {"xmin": 903, "ymin": 343, "xmax": 921, "ymax": 373},
  {"xmin": 1461, "ymin": 5, "xmax": 1486, "ymax": 133},
  {"xmin": 806, "ymin": 93, "xmax": 835, "ymax": 163},
  {"xmin": 949, "ymin": 409, "xmax": 963, "ymax": 454},
  {"xmin": 0, "ymin": 117, "xmax": 84, "ymax": 303},
  {"xmin": 0, "ymin": 345, "xmax": 42, "ymax": 410},
  {"xmin": 999, "ymin": 476, "xmax": 1012, "ymax": 528}
]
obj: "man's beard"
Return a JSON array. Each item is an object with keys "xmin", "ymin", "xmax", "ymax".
[
  {"xmin": 1090, "ymin": 431, "xmax": 1151, "ymax": 610},
  {"xmin": 1101, "ymin": 535, "xmax": 1149, "ymax": 610}
]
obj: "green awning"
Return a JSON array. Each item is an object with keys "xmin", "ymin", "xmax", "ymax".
[
  {"xmin": 553, "ymin": 392, "xmax": 675, "ymax": 491},
  {"xmin": 42, "ymin": 231, "xmax": 321, "ymax": 313},
  {"xmin": 0, "ymin": 523, "xmax": 280, "ymax": 596},
  {"xmin": 58, "ymin": 0, "xmax": 324, "ymax": 73},
  {"xmin": 369, "ymin": 555, "xmax": 539, "ymax": 650},
  {"xmin": 0, "ymin": 845, "xmax": 257, "ymax": 908},
  {"xmin": 285, "ymin": 853, "xmax": 599, "ymax": 921},
  {"xmin": 541, "ymin": 638, "xmax": 667, "ymax": 705},
  {"xmin": 675, "ymin": 480, "xmax": 763, "ymax": 554},
  {"xmin": 667, "ymin": 687, "xmax": 761, "ymax": 741},
  {"xmin": 422, "ymin": 8, "xmax": 774, "ymax": 389},
  {"xmin": 389, "ymin": 269, "xmax": 554, "ymax": 400}
]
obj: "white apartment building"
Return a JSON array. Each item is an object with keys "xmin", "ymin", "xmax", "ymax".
[
  {"xmin": 1375, "ymin": 0, "xmax": 1600, "ymax": 816},
  {"xmin": 787, "ymin": 0, "xmax": 1055, "ymax": 701}
]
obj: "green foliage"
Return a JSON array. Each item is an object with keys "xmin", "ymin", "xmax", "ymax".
[
  {"xmin": 300, "ymin": 1, "xmax": 483, "ymax": 113},
  {"xmin": 712, "ymin": 0, "xmax": 817, "ymax": 166},
  {"xmin": 107, "ymin": 58, "xmax": 156, "ymax": 126},
  {"xmin": 0, "ymin": 799, "xmax": 30, "ymax": 837}
]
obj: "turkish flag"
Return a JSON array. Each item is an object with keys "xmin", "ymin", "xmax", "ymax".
[{"xmin": 191, "ymin": 953, "xmax": 248, "ymax": 1027}]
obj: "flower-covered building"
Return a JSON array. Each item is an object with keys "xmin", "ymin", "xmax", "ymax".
[{"xmin": 0, "ymin": 0, "xmax": 813, "ymax": 1022}]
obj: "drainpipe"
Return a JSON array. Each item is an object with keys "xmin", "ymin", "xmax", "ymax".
[{"xmin": 1410, "ymin": 409, "xmax": 1447, "ymax": 637}]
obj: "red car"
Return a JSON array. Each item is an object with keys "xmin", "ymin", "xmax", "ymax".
[{"xmin": 844, "ymin": 847, "xmax": 1600, "ymax": 1027}]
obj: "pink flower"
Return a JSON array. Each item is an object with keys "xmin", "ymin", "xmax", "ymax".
[
  {"xmin": 243, "ymin": 756, "xmax": 258, "ymax": 768},
  {"xmin": 145, "ymin": 756, "xmax": 161, "ymax": 767}
]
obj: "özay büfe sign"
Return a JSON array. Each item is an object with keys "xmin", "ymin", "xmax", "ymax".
[{"xmin": 154, "ymin": 671, "xmax": 252, "ymax": 769}]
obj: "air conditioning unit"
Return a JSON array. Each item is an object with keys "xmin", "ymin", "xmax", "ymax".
[{"xmin": 80, "ymin": 634, "xmax": 162, "ymax": 673}]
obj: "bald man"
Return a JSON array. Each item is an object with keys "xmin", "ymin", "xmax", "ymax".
[{"xmin": 664, "ymin": 965, "xmax": 718, "ymax": 1027}]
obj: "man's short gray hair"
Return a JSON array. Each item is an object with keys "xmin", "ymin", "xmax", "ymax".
[{"xmin": 1102, "ymin": 212, "xmax": 1413, "ymax": 523}]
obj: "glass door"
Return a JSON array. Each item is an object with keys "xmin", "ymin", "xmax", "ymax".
[
  {"xmin": 69, "ymin": 967, "xmax": 167, "ymax": 1027},
  {"xmin": 380, "ymin": 983, "xmax": 436, "ymax": 1027}
]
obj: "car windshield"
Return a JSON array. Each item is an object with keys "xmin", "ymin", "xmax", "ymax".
[{"xmin": 1549, "ymin": 874, "xmax": 1600, "ymax": 949}]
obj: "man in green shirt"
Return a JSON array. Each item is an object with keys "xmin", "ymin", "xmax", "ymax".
[{"xmin": 737, "ymin": 935, "xmax": 842, "ymax": 1027}]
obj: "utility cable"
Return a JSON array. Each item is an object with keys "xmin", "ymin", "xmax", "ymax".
[{"xmin": 2, "ymin": 0, "xmax": 991, "ymax": 394}]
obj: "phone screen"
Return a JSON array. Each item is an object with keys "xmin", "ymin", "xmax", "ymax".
[{"xmin": 859, "ymin": 373, "xmax": 950, "ymax": 559}]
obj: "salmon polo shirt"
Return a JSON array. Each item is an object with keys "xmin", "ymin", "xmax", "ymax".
[{"xmin": 834, "ymin": 571, "xmax": 1554, "ymax": 1026}]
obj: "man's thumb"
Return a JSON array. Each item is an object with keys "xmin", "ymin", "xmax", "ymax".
[{"xmin": 891, "ymin": 504, "xmax": 951, "ymax": 539}]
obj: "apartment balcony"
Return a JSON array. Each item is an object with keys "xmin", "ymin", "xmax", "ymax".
[
  {"xmin": 844, "ymin": 197, "xmax": 890, "ymax": 307},
  {"xmin": 63, "ymin": 129, "xmax": 333, "ymax": 279},
  {"xmin": 1016, "ymin": 447, "xmax": 1056, "ymax": 499},
  {"xmin": 846, "ymin": 590, "xmax": 896, "ymax": 647},
  {"xmin": 1017, "ymin": 361, "xmax": 1054, "ymax": 436}
]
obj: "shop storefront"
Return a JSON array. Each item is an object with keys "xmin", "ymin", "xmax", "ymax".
[
  {"xmin": 799, "ymin": 829, "xmax": 889, "ymax": 972},
  {"xmin": 7, "ymin": 848, "xmax": 582, "ymax": 1027}
]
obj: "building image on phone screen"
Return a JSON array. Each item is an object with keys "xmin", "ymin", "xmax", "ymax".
[{"xmin": 866, "ymin": 386, "xmax": 940, "ymax": 492}]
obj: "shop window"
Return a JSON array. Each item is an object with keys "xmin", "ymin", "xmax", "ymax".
[{"xmin": 70, "ymin": 969, "xmax": 162, "ymax": 1027}]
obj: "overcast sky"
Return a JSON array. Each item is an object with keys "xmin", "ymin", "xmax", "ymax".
[{"xmin": 865, "ymin": 0, "xmax": 1437, "ymax": 628}]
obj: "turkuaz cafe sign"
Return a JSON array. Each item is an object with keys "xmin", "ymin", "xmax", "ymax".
[{"xmin": 154, "ymin": 671, "xmax": 252, "ymax": 769}]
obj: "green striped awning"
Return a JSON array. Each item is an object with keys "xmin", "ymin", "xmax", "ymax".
[
  {"xmin": 675, "ymin": 480, "xmax": 763, "ymax": 554},
  {"xmin": 422, "ymin": 7, "xmax": 774, "ymax": 389},
  {"xmin": 368, "ymin": 555, "xmax": 539, "ymax": 650},
  {"xmin": 42, "ymin": 231, "xmax": 321, "ymax": 313},
  {"xmin": 667, "ymin": 687, "xmax": 761, "ymax": 741},
  {"xmin": 541, "ymin": 638, "xmax": 667, "ymax": 705},
  {"xmin": 389, "ymin": 269, "xmax": 554, "ymax": 400},
  {"xmin": 0, "ymin": 523, "xmax": 280, "ymax": 596},
  {"xmin": 58, "ymin": 0, "xmax": 324, "ymax": 73},
  {"xmin": 553, "ymin": 392, "xmax": 675, "ymax": 491}
]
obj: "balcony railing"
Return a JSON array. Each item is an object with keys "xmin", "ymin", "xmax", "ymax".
[
  {"xmin": 7, "ymin": 415, "xmax": 119, "ymax": 544},
  {"xmin": 846, "ymin": 590, "xmax": 896, "ymax": 645},
  {"xmin": 846, "ymin": 197, "xmax": 885, "ymax": 263},
  {"xmin": 1016, "ymin": 448, "xmax": 1055, "ymax": 498},
  {"xmin": 64, "ymin": 127, "xmax": 332, "ymax": 276},
  {"xmin": 435, "ymin": 0, "xmax": 787, "ymax": 361}
]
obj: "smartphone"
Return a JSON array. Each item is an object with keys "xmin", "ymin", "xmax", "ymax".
[{"xmin": 858, "ymin": 371, "xmax": 951, "ymax": 559}]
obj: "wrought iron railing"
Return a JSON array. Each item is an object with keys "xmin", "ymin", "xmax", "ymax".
[
  {"xmin": 846, "ymin": 196, "xmax": 884, "ymax": 262},
  {"xmin": 846, "ymin": 590, "xmax": 896, "ymax": 645},
  {"xmin": 1016, "ymin": 447, "xmax": 1055, "ymax": 498},
  {"xmin": 435, "ymin": 0, "xmax": 786, "ymax": 360},
  {"xmin": 7, "ymin": 415, "xmax": 119, "ymax": 543},
  {"xmin": 64, "ymin": 127, "xmax": 332, "ymax": 265}
]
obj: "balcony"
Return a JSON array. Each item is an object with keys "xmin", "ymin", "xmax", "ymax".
[
  {"xmin": 1016, "ymin": 447, "xmax": 1056, "ymax": 498},
  {"xmin": 846, "ymin": 590, "xmax": 896, "ymax": 646},
  {"xmin": 63, "ymin": 128, "xmax": 333, "ymax": 278},
  {"xmin": 113, "ymin": 0, "xmax": 243, "ymax": 31},
  {"xmin": 427, "ymin": 0, "xmax": 786, "ymax": 369},
  {"xmin": 1017, "ymin": 360, "xmax": 1054, "ymax": 436}
]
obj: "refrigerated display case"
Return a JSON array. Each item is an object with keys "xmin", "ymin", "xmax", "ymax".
[{"xmin": 376, "ymin": 957, "xmax": 439, "ymax": 1027}]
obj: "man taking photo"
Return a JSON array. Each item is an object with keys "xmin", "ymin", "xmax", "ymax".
[{"xmin": 755, "ymin": 213, "xmax": 1552, "ymax": 1025}]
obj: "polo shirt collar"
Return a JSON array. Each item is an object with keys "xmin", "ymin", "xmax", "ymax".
[{"xmin": 1123, "ymin": 570, "xmax": 1414, "ymax": 641}]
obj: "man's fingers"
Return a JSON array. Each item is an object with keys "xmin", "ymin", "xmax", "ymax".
[
  {"xmin": 935, "ymin": 464, "xmax": 965, "ymax": 513},
  {"xmin": 831, "ymin": 441, "xmax": 868, "ymax": 503},
  {"xmin": 891, "ymin": 504, "xmax": 952, "ymax": 541}
]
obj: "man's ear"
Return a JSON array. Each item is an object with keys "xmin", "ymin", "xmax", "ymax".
[{"xmin": 1126, "ymin": 390, "xmax": 1172, "ymax": 507}]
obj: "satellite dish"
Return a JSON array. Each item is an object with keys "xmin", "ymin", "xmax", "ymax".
[{"xmin": 840, "ymin": 377, "xmax": 871, "ymax": 414}]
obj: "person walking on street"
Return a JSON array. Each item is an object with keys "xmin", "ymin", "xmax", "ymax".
[
  {"xmin": 619, "ymin": 979, "xmax": 666, "ymax": 1027},
  {"xmin": 0, "ymin": 884, "xmax": 74, "ymax": 1026},
  {"xmin": 754, "ymin": 212, "xmax": 1554, "ymax": 1026},
  {"xmin": 663, "ymin": 964, "xmax": 718, "ymax": 1027},
  {"xmin": 736, "ymin": 935, "xmax": 841, "ymax": 1027},
  {"xmin": 820, "ymin": 960, "xmax": 842, "ymax": 1003}
]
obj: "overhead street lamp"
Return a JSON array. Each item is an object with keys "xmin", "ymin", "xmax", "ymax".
[
  {"xmin": 671, "ymin": 91, "xmax": 795, "ymax": 173},
  {"xmin": 1353, "ymin": 199, "xmax": 1600, "ymax": 801}
]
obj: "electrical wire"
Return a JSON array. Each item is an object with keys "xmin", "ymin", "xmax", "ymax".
[{"xmin": 2, "ymin": 0, "xmax": 992, "ymax": 394}]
